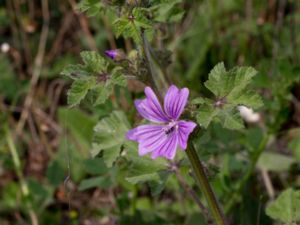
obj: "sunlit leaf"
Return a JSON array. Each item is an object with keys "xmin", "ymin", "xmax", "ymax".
[{"xmin": 266, "ymin": 188, "xmax": 300, "ymax": 224}]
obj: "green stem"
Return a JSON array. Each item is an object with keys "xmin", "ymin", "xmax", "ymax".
[
  {"xmin": 6, "ymin": 128, "xmax": 29, "ymax": 196},
  {"xmin": 186, "ymin": 143, "xmax": 227, "ymax": 225},
  {"xmin": 5, "ymin": 127, "xmax": 39, "ymax": 225},
  {"xmin": 141, "ymin": 31, "xmax": 162, "ymax": 94}
]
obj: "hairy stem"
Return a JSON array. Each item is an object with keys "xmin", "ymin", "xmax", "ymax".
[{"xmin": 186, "ymin": 142, "xmax": 227, "ymax": 225}]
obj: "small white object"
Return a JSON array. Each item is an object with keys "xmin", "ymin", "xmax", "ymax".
[
  {"xmin": 1, "ymin": 43, "xmax": 10, "ymax": 53},
  {"xmin": 238, "ymin": 105, "xmax": 260, "ymax": 123}
]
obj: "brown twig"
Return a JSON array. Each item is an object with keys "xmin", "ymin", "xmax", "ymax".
[
  {"xmin": 27, "ymin": 112, "xmax": 39, "ymax": 143},
  {"xmin": 47, "ymin": 80, "xmax": 65, "ymax": 119},
  {"xmin": 32, "ymin": 110, "xmax": 54, "ymax": 158},
  {"xmin": 12, "ymin": 0, "xmax": 32, "ymax": 73},
  {"xmin": 15, "ymin": 0, "xmax": 50, "ymax": 136},
  {"xmin": 47, "ymin": 11, "xmax": 74, "ymax": 62},
  {"xmin": 67, "ymin": 0, "xmax": 98, "ymax": 51},
  {"xmin": 33, "ymin": 107, "xmax": 62, "ymax": 134},
  {"xmin": 6, "ymin": 0, "xmax": 25, "ymax": 76},
  {"xmin": 261, "ymin": 169, "xmax": 275, "ymax": 200}
]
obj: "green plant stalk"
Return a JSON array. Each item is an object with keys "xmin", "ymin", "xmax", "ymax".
[
  {"xmin": 5, "ymin": 127, "xmax": 39, "ymax": 225},
  {"xmin": 140, "ymin": 30, "xmax": 168, "ymax": 101},
  {"xmin": 6, "ymin": 128, "xmax": 29, "ymax": 196},
  {"xmin": 186, "ymin": 143, "xmax": 227, "ymax": 225}
]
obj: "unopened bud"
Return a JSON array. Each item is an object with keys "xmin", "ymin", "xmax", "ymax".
[
  {"xmin": 238, "ymin": 105, "xmax": 260, "ymax": 123},
  {"xmin": 104, "ymin": 49, "xmax": 126, "ymax": 61}
]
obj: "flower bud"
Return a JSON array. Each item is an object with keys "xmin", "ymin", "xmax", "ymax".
[
  {"xmin": 105, "ymin": 49, "xmax": 126, "ymax": 61},
  {"xmin": 238, "ymin": 105, "xmax": 260, "ymax": 123}
]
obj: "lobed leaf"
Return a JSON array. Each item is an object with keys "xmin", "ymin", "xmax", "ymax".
[
  {"xmin": 80, "ymin": 51, "xmax": 108, "ymax": 73},
  {"xmin": 67, "ymin": 78, "xmax": 96, "ymax": 107},
  {"xmin": 193, "ymin": 63, "xmax": 263, "ymax": 130},
  {"xmin": 92, "ymin": 111, "xmax": 130, "ymax": 167},
  {"xmin": 112, "ymin": 8, "xmax": 152, "ymax": 44},
  {"xmin": 62, "ymin": 51, "xmax": 127, "ymax": 106}
]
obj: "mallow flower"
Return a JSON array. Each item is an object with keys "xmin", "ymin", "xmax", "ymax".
[{"xmin": 126, "ymin": 85, "xmax": 197, "ymax": 160}]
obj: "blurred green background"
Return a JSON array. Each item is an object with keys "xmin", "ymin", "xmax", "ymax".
[{"xmin": 0, "ymin": 0, "xmax": 300, "ymax": 225}]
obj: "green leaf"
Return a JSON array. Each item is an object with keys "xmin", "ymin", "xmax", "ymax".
[
  {"xmin": 92, "ymin": 111, "xmax": 130, "ymax": 167},
  {"xmin": 77, "ymin": 0, "xmax": 104, "ymax": 16},
  {"xmin": 191, "ymin": 97, "xmax": 209, "ymax": 105},
  {"xmin": 67, "ymin": 78, "xmax": 96, "ymax": 107},
  {"xmin": 62, "ymin": 51, "xmax": 126, "ymax": 106},
  {"xmin": 132, "ymin": 8, "xmax": 152, "ymax": 29},
  {"xmin": 226, "ymin": 67, "xmax": 257, "ymax": 100},
  {"xmin": 148, "ymin": 171, "xmax": 171, "ymax": 196},
  {"xmin": 257, "ymin": 152, "xmax": 296, "ymax": 172},
  {"xmin": 222, "ymin": 111, "xmax": 244, "ymax": 130},
  {"xmin": 204, "ymin": 62, "xmax": 227, "ymax": 97},
  {"xmin": 150, "ymin": 0, "xmax": 185, "ymax": 23},
  {"xmin": 92, "ymin": 83, "xmax": 113, "ymax": 106},
  {"xmin": 124, "ymin": 142, "xmax": 170, "ymax": 195},
  {"xmin": 61, "ymin": 64, "xmax": 89, "ymax": 80},
  {"xmin": 229, "ymin": 90, "xmax": 263, "ymax": 109},
  {"xmin": 83, "ymin": 158, "xmax": 108, "ymax": 175},
  {"xmin": 46, "ymin": 160, "xmax": 65, "ymax": 187},
  {"xmin": 111, "ymin": 67, "xmax": 127, "ymax": 86},
  {"xmin": 193, "ymin": 63, "xmax": 263, "ymax": 130},
  {"xmin": 112, "ymin": 8, "xmax": 152, "ymax": 44},
  {"xmin": 196, "ymin": 104, "xmax": 220, "ymax": 128},
  {"xmin": 266, "ymin": 189, "xmax": 300, "ymax": 224},
  {"xmin": 80, "ymin": 51, "xmax": 107, "ymax": 73},
  {"xmin": 204, "ymin": 63, "xmax": 258, "ymax": 104},
  {"xmin": 113, "ymin": 18, "xmax": 141, "ymax": 43},
  {"xmin": 58, "ymin": 107, "xmax": 97, "ymax": 150},
  {"xmin": 126, "ymin": 173, "xmax": 161, "ymax": 184},
  {"xmin": 78, "ymin": 176, "xmax": 112, "ymax": 191}
]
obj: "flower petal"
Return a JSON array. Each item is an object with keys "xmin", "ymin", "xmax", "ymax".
[
  {"xmin": 151, "ymin": 132, "xmax": 178, "ymax": 160},
  {"xmin": 177, "ymin": 121, "xmax": 197, "ymax": 150},
  {"xmin": 126, "ymin": 124, "xmax": 164, "ymax": 141},
  {"xmin": 126, "ymin": 125, "xmax": 166, "ymax": 156},
  {"xmin": 135, "ymin": 87, "xmax": 169, "ymax": 123},
  {"xmin": 164, "ymin": 85, "xmax": 189, "ymax": 120}
]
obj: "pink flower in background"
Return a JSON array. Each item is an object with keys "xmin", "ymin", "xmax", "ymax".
[{"xmin": 126, "ymin": 85, "xmax": 196, "ymax": 160}]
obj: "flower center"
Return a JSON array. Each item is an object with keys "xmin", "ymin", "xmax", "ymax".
[{"xmin": 163, "ymin": 121, "xmax": 178, "ymax": 135}]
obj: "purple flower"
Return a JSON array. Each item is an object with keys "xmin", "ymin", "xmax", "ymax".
[
  {"xmin": 126, "ymin": 85, "xmax": 197, "ymax": 160},
  {"xmin": 105, "ymin": 49, "xmax": 125, "ymax": 61}
]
